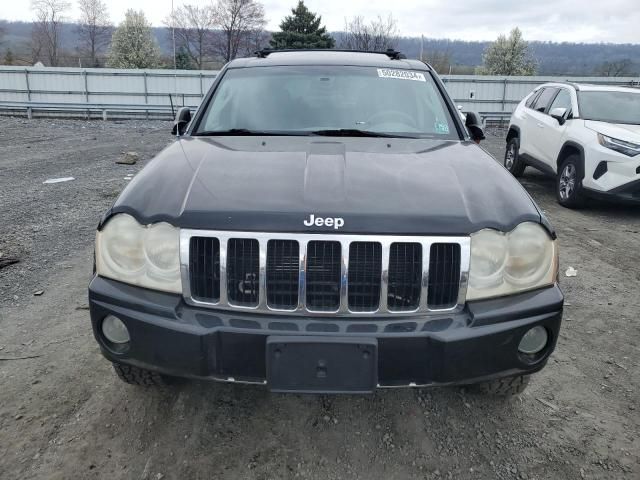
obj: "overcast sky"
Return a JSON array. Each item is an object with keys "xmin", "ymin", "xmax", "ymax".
[{"xmin": 2, "ymin": 0, "xmax": 639, "ymax": 43}]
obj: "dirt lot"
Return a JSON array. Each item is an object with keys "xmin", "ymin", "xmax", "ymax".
[{"xmin": 0, "ymin": 117, "xmax": 638, "ymax": 480}]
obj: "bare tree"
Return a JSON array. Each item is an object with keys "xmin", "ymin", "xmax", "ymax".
[
  {"xmin": 31, "ymin": 0, "xmax": 70, "ymax": 66},
  {"xmin": 241, "ymin": 28, "xmax": 271, "ymax": 56},
  {"xmin": 596, "ymin": 59, "xmax": 633, "ymax": 77},
  {"xmin": 164, "ymin": 4, "xmax": 216, "ymax": 69},
  {"xmin": 340, "ymin": 15, "xmax": 399, "ymax": 52},
  {"xmin": 77, "ymin": 0, "xmax": 112, "ymax": 67},
  {"xmin": 424, "ymin": 50, "xmax": 451, "ymax": 74},
  {"xmin": 211, "ymin": 0, "xmax": 266, "ymax": 62}
]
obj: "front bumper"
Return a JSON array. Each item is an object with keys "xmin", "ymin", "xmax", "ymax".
[
  {"xmin": 583, "ymin": 145, "xmax": 640, "ymax": 203},
  {"xmin": 584, "ymin": 179, "xmax": 640, "ymax": 204},
  {"xmin": 89, "ymin": 276, "xmax": 563, "ymax": 390}
]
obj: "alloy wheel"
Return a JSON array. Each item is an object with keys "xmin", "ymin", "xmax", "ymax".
[
  {"xmin": 505, "ymin": 144, "xmax": 516, "ymax": 169},
  {"xmin": 559, "ymin": 164, "xmax": 577, "ymax": 200}
]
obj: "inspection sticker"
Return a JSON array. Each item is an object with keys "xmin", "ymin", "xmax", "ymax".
[{"xmin": 377, "ymin": 69, "xmax": 426, "ymax": 82}]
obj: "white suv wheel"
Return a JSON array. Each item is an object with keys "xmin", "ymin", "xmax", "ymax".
[{"xmin": 558, "ymin": 163, "xmax": 576, "ymax": 200}]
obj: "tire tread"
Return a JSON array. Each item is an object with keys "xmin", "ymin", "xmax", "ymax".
[
  {"xmin": 471, "ymin": 375, "xmax": 530, "ymax": 396},
  {"xmin": 113, "ymin": 363, "xmax": 167, "ymax": 386}
]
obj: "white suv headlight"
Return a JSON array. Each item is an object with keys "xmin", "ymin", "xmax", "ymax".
[
  {"xmin": 597, "ymin": 133, "xmax": 640, "ymax": 157},
  {"xmin": 96, "ymin": 214, "xmax": 182, "ymax": 293},
  {"xmin": 467, "ymin": 222, "xmax": 558, "ymax": 301}
]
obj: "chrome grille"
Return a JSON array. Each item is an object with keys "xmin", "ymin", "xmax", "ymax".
[
  {"xmin": 266, "ymin": 240, "xmax": 299, "ymax": 310},
  {"xmin": 306, "ymin": 241, "xmax": 342, "ymax": 311},
  {"xmin": 180, "ymin": 231, "xmax": 470, "ymax": 317},
  {"xmin": 226, "ymin": 238, "xmax": 259, "ymax": 306},
  {"xmin": 428, "ymin": 243, "xmax": 462, "ymax": 309},
  {"xmin": 348, "ymin": 242, "xmax": 382, "ymax": 312},
  {"xmin": 189, "ymin": 237, "xmax": 220, "ymax": 302},
  {"xmin": 387, "ymin": 242, "xmax": 422, "ymax": 311}
]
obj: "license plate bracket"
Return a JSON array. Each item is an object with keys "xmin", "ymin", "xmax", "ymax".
[{"xmin": 266, "ymin": 336, "xmax": 378, "ymax": 394}]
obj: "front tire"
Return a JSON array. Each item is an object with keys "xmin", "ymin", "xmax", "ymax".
[
  {"xmin": 469, "ymin": 375, "xmax": 530, "ymax": 396},
  {"xmin": 504, "ymin": 137, "xmax": 526, "ymax": 177},
  {"xmin": 112, "ymin": 363, "xmax": 170, "ymax": 386},
  {"xmin": 557, "ymin": 155, "xmax": 585, "ymax": 208}
]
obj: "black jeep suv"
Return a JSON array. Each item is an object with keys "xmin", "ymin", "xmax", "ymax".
[{"xmin": 89, "ymin": 50, "xmax": 563, "ymax": 395}]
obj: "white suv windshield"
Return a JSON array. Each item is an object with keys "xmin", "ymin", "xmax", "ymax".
[
  {"xmin": 578, "ymin": 90, "xmax": 640, "ymax": 124},
  {"xmin": 195, "ymin": 66, "xmax": 457, "ymax": 138}
]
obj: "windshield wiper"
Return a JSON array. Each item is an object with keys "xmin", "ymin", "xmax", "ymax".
[
  {"xmin": 193, "ymin": 129, "xmax": 307, "ymax": 136},
  {"xmin": 311, "ymin": 129, "xmax": 415, "ymax": 138}
]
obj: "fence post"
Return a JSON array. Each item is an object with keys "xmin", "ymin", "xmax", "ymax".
[
  {"xmin": 83, "ymin": 70, "xmax": 89, "ymax": 102},
  {"xmin": 502, "ymin": 77, "xmax": 508, "ymax": 113},
  {"xmin": 24, "ymin": 69, "xmax": 31, "ymax": 102},
  {"xmin": 199, "ymin": 72, "xmax": 204, "ymax": 98},
  {"xmin": 143, "ymin": 71, "xmax": 149, "ymax": 119},
  {"xmin": 83, "ymin": 70, "xmax": 89, "ymax": 119}
]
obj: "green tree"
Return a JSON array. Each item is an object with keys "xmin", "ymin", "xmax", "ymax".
[
  {"xmin": 175, "ymin": 47, "xmax": 195, "ymax": 69},
  {"xmin": 270, "ymin": 1, "xmax": 334, "ymax": 49},
  {"xmin": 107, "ymin": 9, "xmax": 160, "ymax": 68},
  {"xmin": 4, "ymin": 48, "xmax": 14, "ymax": 65},
  {"xmin": 482, "ymin": 27, "xmax": 536, "ymax": 76}
]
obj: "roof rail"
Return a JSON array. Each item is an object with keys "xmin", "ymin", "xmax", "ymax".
[
  {"xmin": 553, "ymin": 81, "xmax": 581, "ymax": 91},
  {"xmin": 254, "ymin": 48, "xmax": 407, "ymax": 60}
]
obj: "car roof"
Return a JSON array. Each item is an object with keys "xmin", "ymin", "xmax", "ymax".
[
  {"xmin": 537, "ymin": 82, "xmax": 639, "ymax": 93},
  {"xmin": 228, "ymin": 50, "xmax": 430, "ymax": 71}
]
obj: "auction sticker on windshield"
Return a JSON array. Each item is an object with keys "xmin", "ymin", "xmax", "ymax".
[{"xmin": 377, "ymin": 69, "xmax": 426, "ymax": 82}]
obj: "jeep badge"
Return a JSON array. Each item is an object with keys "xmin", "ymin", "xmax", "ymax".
[{"xmin": 303, "ymin": 214, "xmax": 345, "ymax": 229}]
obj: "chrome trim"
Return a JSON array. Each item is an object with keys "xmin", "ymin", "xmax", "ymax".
[
  {"xmin": 180, "ymin": 230, "xmax": 470, "ymax": 317},
  {"xmin": 418, "ymin": 240, "xmax": 431, "ymax": 311},
  {"xmin": 378, "ymin": 239, "xmax": 390, "ymax": 313},
  {"xmin": 338, "ymin": 239, "xmax": 350, "ymax": 314}
]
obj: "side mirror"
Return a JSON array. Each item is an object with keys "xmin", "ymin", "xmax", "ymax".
[
  {"xmin": 464, "ymin": 111, "xmax": 485, "ymax": 144},
  {"xmin": 171, "ymin": 107, "xmax": 192, "ymax": 136},
  {"xmin": 550, "ymin": 107, "xmax": 568, "ymax": 125}
]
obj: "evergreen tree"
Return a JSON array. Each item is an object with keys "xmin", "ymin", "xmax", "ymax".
[
  {"xmin": 270, "ymin": 1, "xmax": 334, "ymax": 49},
  {"xmin": 175, "ymin": 47, "xmax": 195, "ymax": 70},
  {"xmin": 107, "ymin": 10, "xmax": 160, "ymax": 69},
  {"xmin": 4, "ymin": 48, "xmax": 14, "ymax": 65}
]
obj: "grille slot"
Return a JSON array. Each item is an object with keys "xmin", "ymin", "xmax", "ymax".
[
  {"xmin": 267, "ymin": 240, "xmax": 300, "ymax": 310},
  {"xmin": 387, "ymin": 242, "xmax": 422, "ymax": 311},
  {"xmin": 189, "ymin": 237, "xmax": 220, "ymax": 302},
  {"xmin": 227, "ymin": 238, "xmax": 259, "ymax": 307},
  {"xmin": 428, "ymin": 243, "xmax": 461, "ymax": 309},
  {"xmin": 348, "ymin": 242, "xmax": 382, "ymax": 312},
  {"xmin": 306, "ymin": 241, "xmax": 342, "ymax": 311}
]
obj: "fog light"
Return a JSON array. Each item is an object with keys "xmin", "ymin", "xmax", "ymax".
[
  {"xmin": 102, "ymin": 315, "xmax": 130, "ymax": 344},
  {"xmin": 518, "ymin": 326, "xmax": 548, "ymax": 354}
]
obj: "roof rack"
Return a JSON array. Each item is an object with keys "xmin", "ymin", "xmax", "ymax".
[
  {"xmin": 254, "ymin": 48, "xmax": 407, "ymax": 60},
  {"xmin": 553, "ymin": 81, "xmax": 581, "ymax": 91}
]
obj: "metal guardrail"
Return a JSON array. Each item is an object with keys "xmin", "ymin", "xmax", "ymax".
[
  {"xmin": 0, "ymin": 66, "xmax": 215, "ymax": 119},
  {"xmin": 0, "ymin": 101, "xmax": 189, "ymax": 120},
  {"xmin": 1, "ymin": 66, "xmax": 638, "ymax": 121}
]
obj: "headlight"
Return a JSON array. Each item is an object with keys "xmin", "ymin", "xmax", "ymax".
[
  {"xmin": 597, "ymin": 133, "xmax": 640, "ymax": 157},
  {"xmin": 96, "ymin": 214, "xmax": 181, "ymax": 293},
  {"xmin": 467, "ymin": 222, "xmax": 557, "ymax": 301}
]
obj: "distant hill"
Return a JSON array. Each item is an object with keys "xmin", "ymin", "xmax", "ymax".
[{"xmin": 1, "ymin": 20, "xmax": 639, "ymax": 76}]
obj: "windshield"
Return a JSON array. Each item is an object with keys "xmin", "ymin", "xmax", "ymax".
[
  {"xmin": 194, "ymin": 66, "xmax": 458, "ymax": 139},
  {"xmin": 578, "ymin": 90, "xmax": 640, "ymax": 124}
]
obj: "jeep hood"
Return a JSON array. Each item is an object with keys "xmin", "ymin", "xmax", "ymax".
[{"xmin": 104, "ymin": 136, "xmax": 544, "ymax": 235}]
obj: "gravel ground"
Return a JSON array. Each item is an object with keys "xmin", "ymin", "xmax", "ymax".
[{"xmin": 0, "ymin": 117, "xmax": 638, "ymax": 480}]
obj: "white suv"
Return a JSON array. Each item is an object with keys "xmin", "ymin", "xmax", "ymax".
[{"xmin": 505, "ymin": 83, "xmax": 640, "ymax": 208}]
